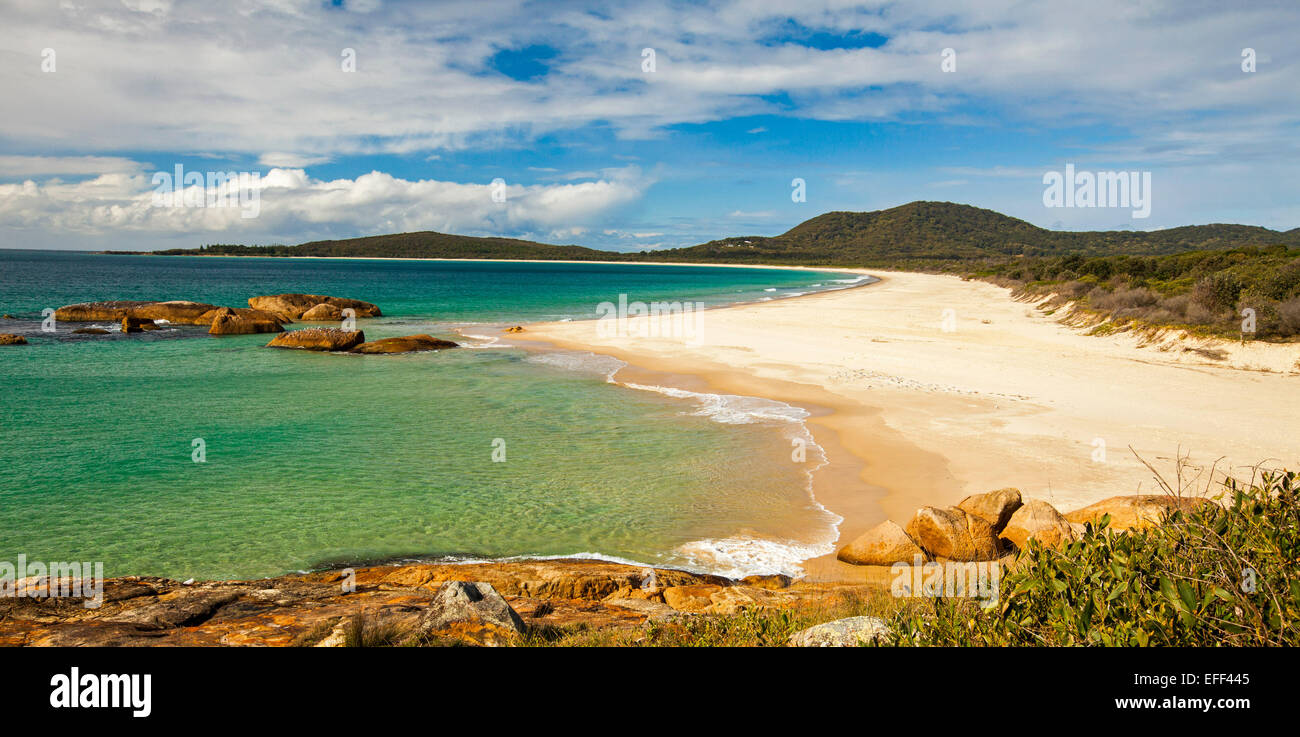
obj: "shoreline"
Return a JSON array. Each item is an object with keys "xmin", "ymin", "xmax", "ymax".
[{"xmin": 512, "ymin": 270, "xmax": 1300, "ymax": 583}]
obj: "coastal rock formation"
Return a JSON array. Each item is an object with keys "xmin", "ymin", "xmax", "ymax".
[
  {"xmin": 504, "ymin": 326, "xmax": 525, "ymax": 333},
  {"xmin": 207, "ymin": 307, "xmax": 285, "ymax": 335},
  {"xmin": 0, "ymin": 333, "xmax": 27, "ymax": 345},
  {"xmin": 956, "ymin": 487, "xmax": 1023, "ymax": 533},
  {"xmin": 905, "ymin": 506, "xmax": 1001, "ymax": 561},
  {"xmin": 55, "ymin": 300, "xmax": 155, "ymax": 322},
  {"xmin": 350, "ymin": 334, "xmax": 458, "ymax": 354},
  {"xmin": 837, "ymin": 520, "xmax": 928, "ymax": 566},
  {"xmin": 249, "ymin": 294, "xmax": 381, "ymax": 321},
  {"xmin": 788, "ymin": 616, "xmax": 890, "ymax": 647},
  {"xmin": 72, "ymin": 328, "xmax": 110, "ymax": 335},
  {"xmin": 662, "ymin": 585, "xmax": 721, "ymax": 613},
  {"xmin": 1063, "ymin": 495, "xmax": 1211, "ymax": 531},
  {"xmin": 1, "ymin": 314, "xmax": 15, "ymax": 319},
  {"xmin": 266, "ymin": 328, "xmax": 365, "ymax": 351},
  {"xmin": 132, "ymin": 301, "xmax": 223, "ymax": 324},
  {"xmin": 417, "ymin": 581, "xmax": 526, "ymax": 646},
  {"xmin": 121, "ymin": 316, "xmax": 157, "ymax": 333},
  {"xmin": 1001, "ymin": 499, "xmax": 1078, "ymax": 551},
  {"xmin": 299, "ymin": 303, "xmax": 343, "ymax": 321},
  {"xmin": 0, "ymin": 559, "xmax": 796, "ymax": 647}
]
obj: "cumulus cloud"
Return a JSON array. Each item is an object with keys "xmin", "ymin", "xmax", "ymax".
[{"xmin": 0, "ymin": 165, "xmax": 651, "ymax": 242}]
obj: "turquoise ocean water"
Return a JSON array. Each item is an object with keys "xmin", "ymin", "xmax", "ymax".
[{"xmin": 0, "ymin": 251, "xmax": 868, "ymax": 580}]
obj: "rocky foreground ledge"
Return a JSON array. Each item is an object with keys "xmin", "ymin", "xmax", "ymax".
[{"xmin": 0, "ymin": 559, "xmax": 882, "ymax": 647}]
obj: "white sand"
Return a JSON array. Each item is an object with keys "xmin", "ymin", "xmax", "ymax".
[{"xmin": 517, "ymin": 270, "xmax": 1300, "ymax": 575}]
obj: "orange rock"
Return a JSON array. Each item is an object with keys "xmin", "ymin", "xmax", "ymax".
[
  {"xmin": 350, "ymin": 334, "xmax": 458, "ymax": 353},
  {"xmin": 1063, "ymin": 495, "xmax": 1212, "ymax": 531},
  {"xmin": 266, "ymin": 328, "xmax": 365, "ymax": 351}
]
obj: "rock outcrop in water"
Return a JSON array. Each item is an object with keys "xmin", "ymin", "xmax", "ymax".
[
  {"xmin": 206, "ymin": 307, "xmax": 285, "ymax": 335},
  {"xmin": 266, "ymin": 328, "xmax": 365, "ymax": 351},
  {"xmin": 249, "ymin": 294, "xmax": 382, "ymax": 321},
  {"xmin": 350, "ymin": 334, "xmax": 458, "ymax": 353},
  {"xmin": 299, "ymin": 303, "xmax": 344, "ymax": 321},
  {"xmin": 53, "ymin": 295, "xmax": 375, "ymax": 336},
  {"xmin": 0, "ymin": 333, "xmax": 27, "ymax": 345}
]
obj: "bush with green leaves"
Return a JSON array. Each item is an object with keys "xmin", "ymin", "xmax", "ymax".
[{"xmin": 890, "ymin": 471, "xmax": 1299, "ymax": 646}]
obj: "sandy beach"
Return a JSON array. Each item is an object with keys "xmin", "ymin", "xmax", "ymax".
[{"xmin": 514, "ymin": 269, "xmax": 1300, "ymax": 582}]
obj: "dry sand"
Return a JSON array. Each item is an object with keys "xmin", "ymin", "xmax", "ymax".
[{"xmin": 511, "ymin": 269, "xmax": 1300, "ymax": 581}]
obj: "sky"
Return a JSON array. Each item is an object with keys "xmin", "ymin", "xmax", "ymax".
[{"xmin": 0, "ymin": 0, "xmax": 1297, "ymax": 252}]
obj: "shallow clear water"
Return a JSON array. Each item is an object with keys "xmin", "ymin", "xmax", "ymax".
[{"xmin": 0, "ymin": 251, "xmax": 862, "ymax": 579}]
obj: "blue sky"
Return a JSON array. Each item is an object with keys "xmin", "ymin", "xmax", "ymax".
[{"xmin": 1, "ymin": 0, "xmax": 1297, "ymax": 251}]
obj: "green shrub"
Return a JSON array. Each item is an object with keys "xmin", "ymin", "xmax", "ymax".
[{"xmin": 890, "ymin": 471, "xmax": 1300, "ymax": 646}]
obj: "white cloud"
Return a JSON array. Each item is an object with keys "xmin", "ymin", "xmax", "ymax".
[
  {"xmin": 0, "ymin": 165, "xmax": 651, "ymax": 243},
  {"xmin": 0, "ymin": 155, "xmax": 145, "ymax": 177},
  {"xmin": 258, "ymin": 152, "xmax": 333, "ymax": 168},
  {"xmin": 0, "ymin": 0, "xmax": 1293, "ymax": 162}
]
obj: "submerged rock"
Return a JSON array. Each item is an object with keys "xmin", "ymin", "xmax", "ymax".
[
  {"xmin": 120, "ymin": 316, "xmax": 157, "ymax": 333},
  {"xmin": 837, "ymin": 519, "xmax": 928, "ymax": 566},
  {"xmin": 350, "ymin": 334, "xmax": 458, "ymax": 354},
  {"xmin": 266, "ymin": 328, "xmax": 365, "ymax": 351},
  {"xmin": 249, "ymin": 294, "xmax": 381, "ymax": 321},
  {"xmin": 788, "ymin": 616, "xmax": 890, "ymax": 647},
  {"xmin": 72, "ymin": 328, "xmax": 110, "ymax": 335}
]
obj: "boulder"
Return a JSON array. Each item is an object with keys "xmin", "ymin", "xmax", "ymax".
[
  {"xmin": 0, "ymin": 334, "xmax": 27, "ymax": 345},
  {"xmin": 120, "ymin": 316, "xmax": 156, "ymax": 333},
  {"xmin": 956, "ymin": 487, "xmax": 1023, "ymax": 533},
  {"xmin": 837, "ymin": 520, "xmax": 928, "ymax": 566},
  {"xmin": 207, "ymin": 307, "xmax": 285, "ymax": 335},
  {"xmin": 265, "ymin": 328, "xmax": 365, "ymax": 352},
  {"xmin": 1002, "ymin": 499, "xmax": 1078, "ymax": 551},
  {"xmin": 349, "ymin": 334, "xmax": 459, "ymax": 354},
  {"xmin": 249, "ymin": 294, "xmax": 381, "ymax": 321},
  {"xmin": 504, "ymin": 326, "xmax": 525, "ymax": 333},
  {"xmin": 788, "ymin": 616, "xmax": 890, "ymax": 647},
  {"xmin": 662, "ymin": 584, "xmax": 722, "ymax": 612},
  {"xmin": 905, "ymin": 506, "xmax": 1001, "ymax": 561},
  {"xmin": 299, "ymin": 303, "xmax": 343, "ymax": 321},
  {"xmin": 132, "ymin": 301, "xmax": 222, "ymax": 325},
  {"xmin": 1, "ymin": 314, "xmax": 15, "ymax": 319},
  {"xmin": 1063, "ymin": 495, "xmax": 1212, "ymax": 531},
  {"xmin": 72, "ymin": 328, "xmax": 110, "ymax": 335},
  {"xmin": 417, "ymin": 581, "xmax": 525, "ymax": 646}
]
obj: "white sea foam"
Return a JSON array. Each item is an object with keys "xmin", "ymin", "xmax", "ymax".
[
  {"xmin": 526, "ymin": 350, "xmax": 627, "ymax": 381},
  {"xmin": 524, "ymin": 349, "xmax": 844, "ymax": 579},
  {"xmin": 674, "ymin": 533, "xmax": 837, "ymax": 579}
]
